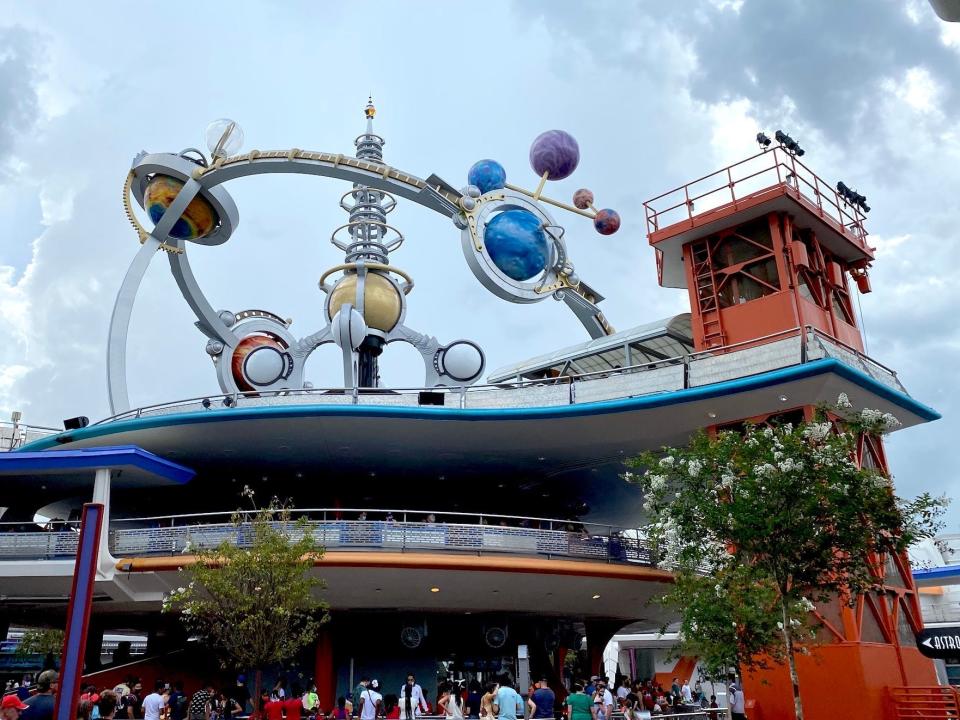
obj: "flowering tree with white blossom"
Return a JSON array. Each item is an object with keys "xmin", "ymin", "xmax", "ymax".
[
  {"xmin": 162, "ymin": 491, "xmax": 328, "ymax": 715},
  {"xmin": 626, "ymin": 396, "xmax": 946, "ymax": 720}
]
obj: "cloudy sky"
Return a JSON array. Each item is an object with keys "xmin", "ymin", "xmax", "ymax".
[{"xmin": 1, "ymin": 1, "xmax": 958, "ymax": 522}]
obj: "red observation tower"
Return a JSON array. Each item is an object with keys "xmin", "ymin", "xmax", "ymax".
[{"xmin": 643, "ymin": 140, "xmax": 938, "ymax": 720}]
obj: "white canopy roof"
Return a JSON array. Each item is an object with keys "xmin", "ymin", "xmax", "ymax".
[{"xmin": 488, "ymin": 313, "xmax": 694, "ymax": 382}]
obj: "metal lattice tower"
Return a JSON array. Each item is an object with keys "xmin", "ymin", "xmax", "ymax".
[{"xmin": 331, "ymin": 97, "xmax": 404, "ymax": 264}]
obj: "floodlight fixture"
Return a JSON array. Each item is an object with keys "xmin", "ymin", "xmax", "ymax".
[
  {"xmin": 756, "ymin": 132, "xmax": 772, "ymax": 149},
  {"xmin": 775, "ymin": 129, "xmax": 805, "ymax": 157},
  {"xmin": 837, "ymin": 181, "xmax": 870, "ymax": 214}
]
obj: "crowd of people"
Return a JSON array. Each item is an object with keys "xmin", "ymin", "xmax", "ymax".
[
  {"xmin": 1, "ymin": 670, "xmax": 747, "ymax": 720},
  {"xmin": 591, "ymin": 675, "xmax": 733, "ymax": 718},
  {"xmin": 311, "ymin": 673, "xmax": 744, "ymax": 720}
]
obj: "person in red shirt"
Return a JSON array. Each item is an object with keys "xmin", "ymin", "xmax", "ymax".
[
  {"xmin": 264, "ymin": 695, "xmax": 284, "ymax": 720},
  {"xmin": 285, "ymin": 687, "xmax": 303, "ymax": 720},
  {"xmin": 383, "ymin": 695, "xmax": 398, "ymax": 720},
  {"xmin": 329, "ymin": 698, "xmax": 348, "ymax": 720}
]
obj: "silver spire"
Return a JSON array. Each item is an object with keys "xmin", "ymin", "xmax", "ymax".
[{"xmin": 331, "ymin": 96, "xmax": 403, "ymax": 264}]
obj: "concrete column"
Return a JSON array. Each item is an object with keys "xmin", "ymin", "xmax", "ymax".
[
  {"xmin": 584, "ymin": 620, "xmax": 622, "ymax": 683},
  {"xmin": 92, "ymin": 468, "xmax": 114, "ymax": 577}
]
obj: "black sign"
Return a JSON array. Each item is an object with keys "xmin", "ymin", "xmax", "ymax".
[{"xmin": 916, "ymin": 627, "xmax": 960, "ymax": 659}]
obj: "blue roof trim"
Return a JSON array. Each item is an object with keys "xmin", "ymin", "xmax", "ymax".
[
  {"xmin": 19, "ymin": 358, "xmax": 939, "ymax": 452},
  {"xmin": 0, "ymin": 445, "xmax": 195, "ymax": 484},
  {"xmin": 912, "ymin": 566, "xmax": 960, "ymax": 583}
]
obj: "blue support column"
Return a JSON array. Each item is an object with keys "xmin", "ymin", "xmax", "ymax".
[{"xmin": 54, "ymin": 502, "xmax": 104, "ymax": 720}]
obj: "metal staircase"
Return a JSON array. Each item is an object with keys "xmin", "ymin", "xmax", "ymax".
[{"xmin": 889, "ymin": 686, "xmax": 960, "ymax": 719}]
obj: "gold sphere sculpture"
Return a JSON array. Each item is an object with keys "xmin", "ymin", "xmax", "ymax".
[{"xmin": 328, "ymin": 272, "xmax": 402, "ymax": 332}]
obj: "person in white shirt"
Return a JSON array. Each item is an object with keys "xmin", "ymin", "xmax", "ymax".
[
  {"xmin": 591, "ymin": 680, "xmax": 613, "ymax": 720},
  {"xmin": 358, "ymin": 681, "xmax": 382, "ymax": 720},
  {"xmin": 729, "ymin": 682, "xmax": 746, "ymax": 720},
  {"xmin": 615, "ymin": 683, "xmax": 629, "ymax": 702},
  {"xmin": 398, "ymin": 675, "xmax": 427, "ymax": 720},
  {"xmin": 142, "ymin": 682, "xmax": 169, "ymax": 720},
  {"xmin": 680, "ymin": 682, "xmax": 693, "ymax": 705}
]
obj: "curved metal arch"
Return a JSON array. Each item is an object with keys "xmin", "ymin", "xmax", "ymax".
[
  {"xmin": 109, "ymin": 151, "xmax": 465, "ymax": 414},
  {"xmin": 192, "ymin": 149, "xmax": 461, "ymax": 219}
]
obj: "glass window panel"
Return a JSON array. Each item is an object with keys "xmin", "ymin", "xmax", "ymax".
[
  {"xmin": 832, "ymin": 290, "xmax": 855, "ymax": 324},
  {"xmin": 815, "ymin": 598, "xmax": 846, "ymax": 641},
  {"xmin": 861, "ymin": 437, "xmax": 882, "ymax": 470},
  {"xmin": 742, "ymin": 258, "xmax": 781, "ymax": 291},
  {"xmin": 797, "ymin": 271, "xmax": 823, "ymax": 307},
  {"xmin": 716, "ymin": 238, "xmax": 761, "ymax": 269},
  {"xmin": 600, "ymin": 349, "xmax": 627, "ymax": 368},
  {"xmin": 860, "ymin": 598, "xmax": 889, "ymax": 643},
  {"xmin": 898, "ymin": 600, "xmax": 917, "ymax": 645}
]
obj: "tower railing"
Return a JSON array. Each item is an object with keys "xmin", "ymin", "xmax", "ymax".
[{"xmin": 642, "ymin": 146, "xmax": 870, "ymax": 252}]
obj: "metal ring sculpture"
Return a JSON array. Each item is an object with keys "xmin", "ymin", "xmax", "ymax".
[{"xmin": 110, "ymin": 120, "xmax": 619, "ymax": 414}]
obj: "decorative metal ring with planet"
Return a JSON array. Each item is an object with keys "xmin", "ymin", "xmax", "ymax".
[{"xmin": 109, "ymin": 106, "xmax": 621, "ymax": 415}]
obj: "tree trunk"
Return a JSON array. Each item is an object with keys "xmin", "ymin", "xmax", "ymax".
[
  {"xmin": 780, "ymin": 599, "xmax": 804, "ymax": 720},
  {"xmin": 253, "ymin": 669, "xmax": 263, "ymax": 720}
]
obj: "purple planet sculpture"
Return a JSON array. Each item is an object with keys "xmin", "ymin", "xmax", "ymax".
[
  {"xmin": 572, "ymin": 188, "xmax": 594, "ymax": 210},
  {"xmin": 529, "ymin": 130, "xmax": 580, "ymax": 180},
  {"xmin": 594, "ymin": 209, "xmax": 621, "ymax": 235}
]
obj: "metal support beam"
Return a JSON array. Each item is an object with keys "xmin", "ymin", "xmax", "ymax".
[{"xmin": 54, "ymin": 502, "xmax": 104, "ymax": 720}]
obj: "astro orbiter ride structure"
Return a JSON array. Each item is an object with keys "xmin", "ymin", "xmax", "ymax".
[{"xmin": 110, "ymin": 99, "xmax": 620, "ymax": 414}]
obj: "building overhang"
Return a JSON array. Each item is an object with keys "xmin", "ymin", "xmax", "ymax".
[
  {"xmin": 0, "ymin": 552, "xmax": 675, "ymax": 626},
  {"xmin": 912, "ymin": 565, "xmax": 960, "ymax": 588},
  {"xmin": 10, "ymin": 358, "xmax": 936, "ymax": 529},
  {"xmin": 110, "ymin": 551, "xmax": 675, "ymax": 623},
  {"xmin": 0, "ymin": 445, "xmax": 195, "ymax": 491}
]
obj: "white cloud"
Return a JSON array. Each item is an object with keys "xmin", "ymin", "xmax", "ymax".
[
  {"xmin": 943, "ymin": 22, "xmax": 960, "ymax": 48},
  {"xmin": 883, "ymin": 66, "xmax": 943, "ymax": 113},
  {"xmin": 869, "ymin": 233, "xmax": 911, "ymax": 258}
]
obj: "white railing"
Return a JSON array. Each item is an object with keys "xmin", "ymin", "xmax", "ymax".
[
  {"xmin": 108, "ymin": 519, "xmax": 653, "ymax": 564},
  {"xmin": 87, "ymin": 326, "xmax": 904, "ymax": 424},
  {"xmin": 0, "ymin": 509, "xmax": 653, "ymax": 565},
  {"xmin": 0, "ymin": 421, "xmax": 61, "ymax": 451},
  {"xmin": 0, "ymin": 531, "xmax": 79, "ymax": 558}
]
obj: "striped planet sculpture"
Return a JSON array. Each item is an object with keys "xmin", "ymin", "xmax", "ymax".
[{"xmin": 143, "ymin": 174, "xmax": 218, "ymax": 240}]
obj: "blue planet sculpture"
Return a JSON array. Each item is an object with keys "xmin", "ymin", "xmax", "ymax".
[
  {"xmin": 484, "ymin": 209, "xmax": 549, "ymax": 282},
  {"xmin": 467, "ymin": 159, "xmax": 507, "ymax": 194}
]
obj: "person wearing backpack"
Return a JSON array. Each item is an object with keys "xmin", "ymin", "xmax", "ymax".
[{"xmin": 168, "ymin": 682, "xmax": 187, "ymax": 720}]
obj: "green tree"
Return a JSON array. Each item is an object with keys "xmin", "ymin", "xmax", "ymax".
[
  {"xmin": 163, "ymin": 492, "xmax": 329, "ymax": 714},
  {"xmin": 627, "ymin": 396, "xmax": 946, "ymax": 720},
  {"xmin": 15, "ymin": 628, "xmax": 64, "ymax": 656}
]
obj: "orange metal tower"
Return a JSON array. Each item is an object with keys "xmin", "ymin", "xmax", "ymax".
[{"xmin": 644, "ymin": 145, "xmax": 939, "ymax": 720}]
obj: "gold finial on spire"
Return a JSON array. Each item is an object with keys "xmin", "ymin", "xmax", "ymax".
[{"xmin": 365, "ymin": 95, "xmax": 376, "ymax": 119}]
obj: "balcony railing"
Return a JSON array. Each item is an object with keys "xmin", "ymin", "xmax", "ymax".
[
  {"xmin": 642, "ymin": 145, "xmax": 871, "ymax": 253},
  {"xmin": 0, "ymin": 509, "xmax": 654, "ymax": 565},
  {"xmin": 113, "ymin": 520, "xmax": 652, "ymax": 564},
  {"xmin": 86, "ymin": 326, "xmax": 904, "ymax": 423},
  {"xmin": 0, "ymin": 531, "xmax": 79, "ymax": 559},
  {"xmin": 0, "ymin": 421, "xmax": 61, "ymax": 451}
]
